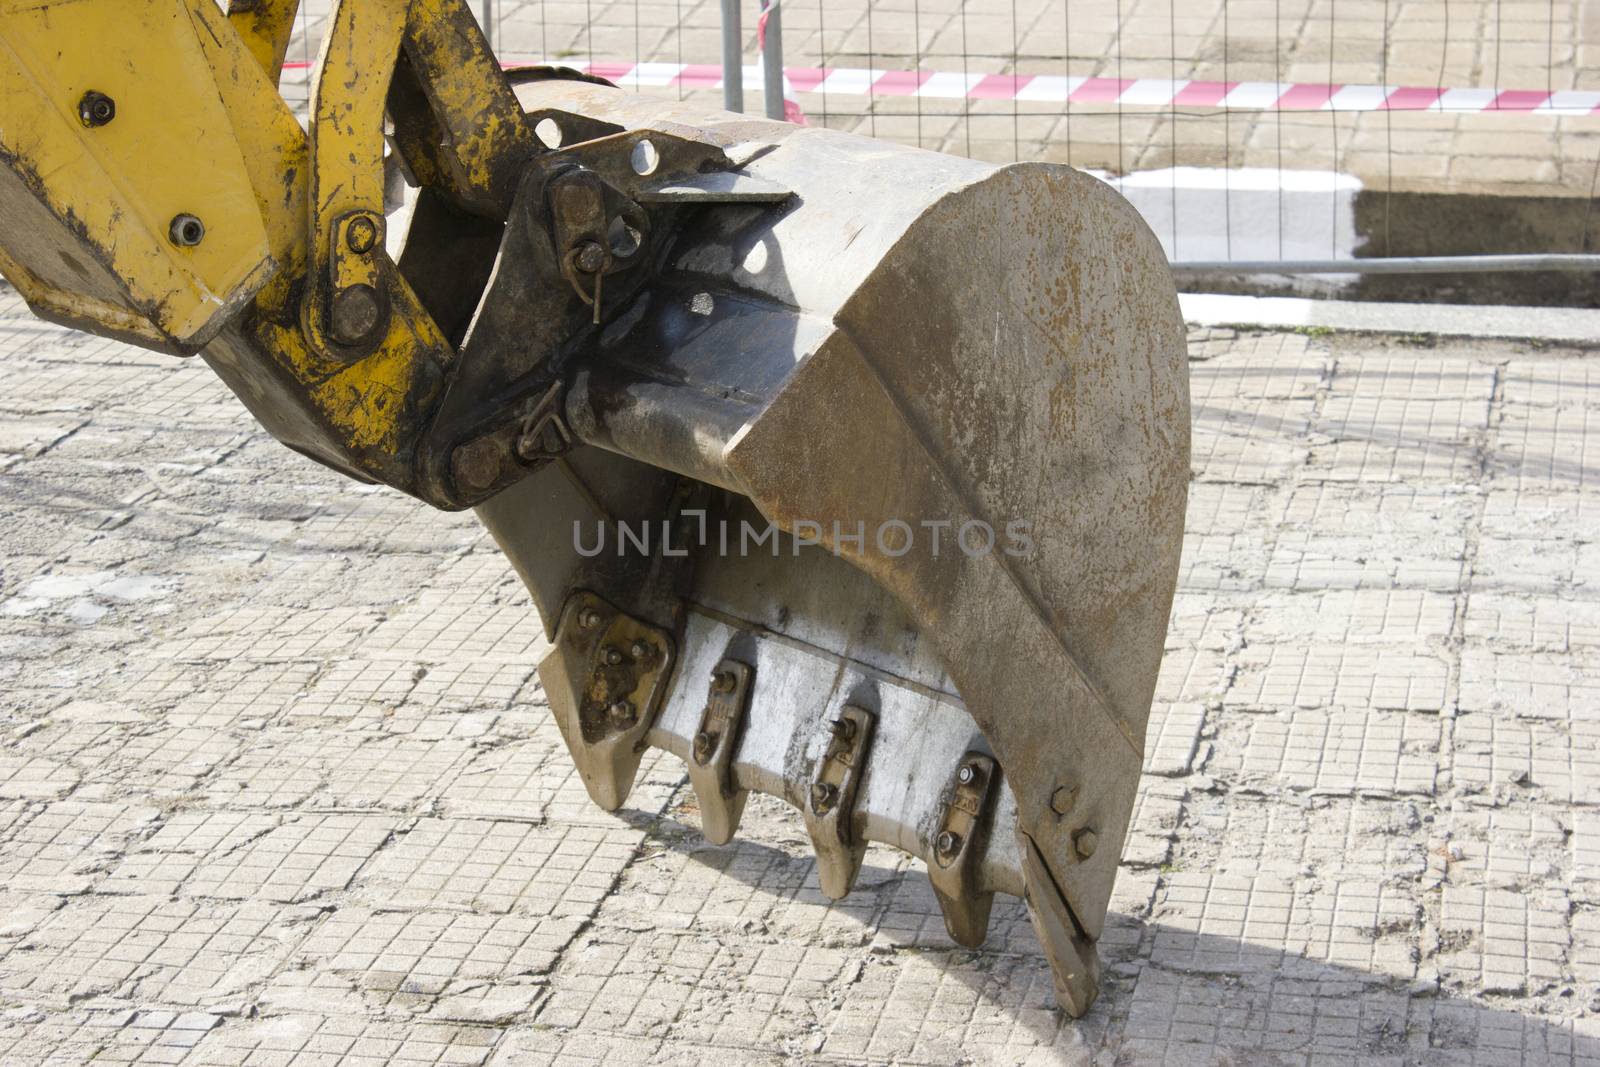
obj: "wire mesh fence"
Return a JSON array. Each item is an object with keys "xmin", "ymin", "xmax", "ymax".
[{"xmin": 278, "ymin": 0, "xmax": 1600, "ymax": 280}]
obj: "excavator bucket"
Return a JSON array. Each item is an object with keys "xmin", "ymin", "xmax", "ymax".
[{"xmin": 0, "ymin": 0, "xmax": 1187, "ymax": 1016}]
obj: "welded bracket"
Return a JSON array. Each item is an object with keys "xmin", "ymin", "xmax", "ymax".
[
  {"xmin": 544, "ymin": 591, "xmax": 675, "ymax": 809},
  {"xmin": 803, "ymin": 705, "xmax": 875, "ymax": 899},
  {"xmin": 685, "ymin": 659, "xmax": 753, "ymax": 845},
  {"xmin": 928, "ymin": 752, "xmax": 999, "ymax": 948}
]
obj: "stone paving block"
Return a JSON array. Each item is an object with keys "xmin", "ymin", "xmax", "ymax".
[
  {"xmin": 1490, "ymin": 402, "xmax": 1600, "ymax": 493},
  {"xmin": 0, "ymin": 896, "xmax": 312, "ymax": 1009},
  {"xmin": 1189, "ymin": 399, "xmax": 1315, "ymax": 484},
  {"xmin": 1247, "ymin": 588, "xmax": 1458, "ymax": 646},
  {"xmin": 185, "ymin": 1015, "xmax": 500, "ymax": 1066},
  {"xmin": 0, "ymin": 751, "xmax": 79, "ymax": 800},
  {"xmin": 1225, "ymin": 644, "xmax": 1449, "ymax": 713},
  {"xmin": 1443, "ymin": 804, "xmax": 1566, "ymax": 891},
  {"xmin": 1164, "ymin": 594, "xmax": 1247, "ymax": 653},
  {"xmin": 1265, "ymin": 530, "xmax": 1468, "ymax": 592},
  {"xmin": 1275, "ymin": 483, "xmax": 1479, "ymax": 538},
  {"xmin": 1118, "ymin": 971, "xmax": 1409, "ymax": 1066},
  {"xmin": 351, "ymin": 818, "xmax": 644, "ymax": 917},
  {"xmin": 1149, "ymin": 872, "xmax": 1300, "ymax": 974},
  {"xmin": 106, "ymin": 813, "xmax": 397, "ymax": 903},
  {"xmin": 1144, "ymin": 702, "xmax": 1205, "ymax": 777},
  {"xmin": 0, "ymin": 799, "xmax": 160, "ymax": 895},
  {"xmin": 1481, "ymin": 487, "xmax": 1600, "ymax": 542},
  {"xmin": 1465, "ymin": 593, "xmax": 1600, "ymax": 652},
  {"xmin": 1307, "ymin": 394, "xmax": 1489, "ymax": 483},
  {"xmin": 1178, "ymin": 529, "xmax": 1270, "ymax": 593},
  {"xmin": 147, "ymin": 605, "xmax": 386, "ymax": 664},
  {"xmin": 1458, "ymin": 648, "xmax": 1600, "ymax": 720},
  {"xmin": 262, "ymin": 906, "xmax": 572, "ymax": 1018},
  {"xmin": 1437, "ymin": 886, "xmax": 1569, "ymax": 995},
  {"xmin": 1223, "ymin": 708, "xmax": 1441, "ymax": 796},
  {"xmin": 1452, "ymin": 715, "xmax": 1600, "ymax": 806},
  {"xmin": 1182, "ymin": 480, "xmax": 1274, "ymax": 538},
  {"xmin": 1475, "ymin": 536, "xmax": 1590, "ymax": 594},
  {"xmin": 1152, "ymin": 645, "xmax": 1231, "ymax": 705},
  {"xmin": 359, "ymin": 554, "xmax": 549, "ymax": 667},
  {"xmin": 1174, "ymin": 795, "xmax": 1431, "ymax": 883}
]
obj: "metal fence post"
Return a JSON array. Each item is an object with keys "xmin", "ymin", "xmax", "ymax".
[
  {"xmin": 720, "ymin": 0, "xmax": 744, "ymax": 112},
  {"xmin": 480, "ymin": 0, "xmax": 493, "ymax": 51},
  {"xmin": 760, "ymin": 0, "xmax": 785, "ymax": 120}
]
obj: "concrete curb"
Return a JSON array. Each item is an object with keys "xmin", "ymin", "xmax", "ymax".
[{"xmin": 1179, "ymin": 291, "xmax": 1600, "ymax": 346}]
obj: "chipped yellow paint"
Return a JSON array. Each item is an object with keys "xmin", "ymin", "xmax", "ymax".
[
  {"xmin": 226, "ymin": 0, "xmax": 302, "ymax": 82},
  {"xmin": 0, "ymin": 0, "xmax": 306, "ymax": 351}
]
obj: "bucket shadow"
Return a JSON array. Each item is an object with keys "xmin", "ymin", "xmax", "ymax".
[{"xmin": 618, "ymin": 810, "xmax": 1597, "ymax": 1065}]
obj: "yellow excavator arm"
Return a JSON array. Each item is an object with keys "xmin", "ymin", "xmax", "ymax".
[{"xmin": 0, "ymin": 0, "xmax": 1189, "ymax": 1016}]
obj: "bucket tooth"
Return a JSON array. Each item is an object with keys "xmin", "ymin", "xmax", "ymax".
[
  {"xmin": 537, "ymin": 591, "xmax": 676, "ymax": 810},
  {"xmin": 1021, "ymin": 832, "xmax": 1102, "ymax": 1018},
  {"xmin": 928, "ymin": 752, "xmax": 999, "ymax": 948},
  {"xmin": 802, "ymin": 704, "xmax": 875, "ymax": 899},
  {"xmin": 684, "ymin": 658, "xmax": 753, "ymax": 845}
]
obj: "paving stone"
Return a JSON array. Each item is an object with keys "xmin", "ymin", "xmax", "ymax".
[{"xmin": 1437, "ymin": 886, "xmax": 1569, "ymax": 995}]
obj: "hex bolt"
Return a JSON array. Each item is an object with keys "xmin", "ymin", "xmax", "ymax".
[
  {"xmin": 607, "ymin": 700, "xmax": 636, "ymax": 728},
  {"xmin": 78, "ymin": 90, "xmax": 115, "ymax": 128},
  {"xmin": 935, "ymin": 830, "xmax": 962, "ymax": 857},
  {"xmin": 630, "ymin": 640, "xmax": 650, "ymax": 659},
  {"xmin": 829, "ymin": 717, "xmax": 857, "ymax": 743},
  {"xmin": 1050, "ymin": 785, "xmax": 1078, "ymax": 817},
  {"xmin": 1073, "ymin": 828, "xmax": 1098, "ymax": 860},
  {"xmin": 572, "ymin": 240, "xmax": 607, "ymax": 274},
  {"xmin": 603, "ymin": 646, "xmax": 623, "ymax": 666},
  {"xmin": 168, "ymin": 214, "xmax": 205, "ymax": 248},
  {"xmin": 711, "ymin": 670, "xmax": 736, "ymax": 694},
  {"xmin": 449, "ymin": 437, "xmax": 504, "ymax": 495},
  {"xmin": 692, "ymin": 730, "xmax": 713, "ymax": 764},
  {"xmin": 330, "ymin": 283, "xmax": 383, "ymax": 345},
  {"xmin": 957, "ymin": 762, "xmax": 981, "ymax": 787},
  {"xmin": 810, "ymin": 781, "xmax": 838, "ymax": 814},
  {"xmin": 345, "ymin": 215, "xmax": 379, "ymax": 254},
  {"xmin": 577, "ymin": 607, "xmax": 602, "ymax": 629}
]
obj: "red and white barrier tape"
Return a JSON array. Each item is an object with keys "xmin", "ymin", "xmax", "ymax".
[{"xmin": 281, "ymin": 58, "xmax": 1600, "ymax": 114}]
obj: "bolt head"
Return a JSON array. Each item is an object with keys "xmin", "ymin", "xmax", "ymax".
[
  {"xmin": 573, "ymin": 240, "xmax": 608, "ymax": 274},
  {"xmin": 450, "ymin": 437, "xmax": 505, "ymax": 495},
  {"xmin": 607, "ymin": 700, "xmax": 636, "ymax": 728},
  {"xmin": 630, "ymin": 640, "xmax": 649, "ymax": 659},
  {"xmin": 345, "ymin": 215, "xmax": 379, "ymax": 254},
  {"xmin": 711, "ymin": 670, "xmax": 736, "ymax": 694},
  {"xmin": 692, "ymin": 731, "xmax": 713, "ymax": 763},
  {"xmin": 810, "ymin": 781, "xmax": 838, "ymax": 814},
  {"xmin": 577, "ymin": 607, "xmax": 602, "ymax": 629},
  {"xmin": 935, "ymin": 830, "xmax": 961, "ymax": 856},
  {"xmin": 603, "ymin": 646, "xmax": 623, "ymax": 666},
  {"xmin": 330, "ymin": 283, "xmax": 383, "ymax": 345},
  {"xmin": 1050, "ymin": 785, "xmax": 1078, "ymax": 817},
  {"xmin": 957, "ymin": 763, "xmax": 979, "ymax": 786},
  {"xmin": 1073, "ymin": 828, "xmax": 1098, "ymax": 860},
  {"xmin": 829, "ymin": 718, "xmax": 857, "ymax": 743}
]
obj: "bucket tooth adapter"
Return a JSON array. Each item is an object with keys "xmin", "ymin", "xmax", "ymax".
[{"xmin": 0, "ymin": 0, "xmax": 1188, "ymax": 1017}]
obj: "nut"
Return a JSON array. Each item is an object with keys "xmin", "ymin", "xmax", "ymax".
[
  {"xmin": 711, "ymin": 670, "xmax": 737, "ymax": 694},
  {"xmin": 1073, "ymin": 828, "xmax": 1098, "ymax": 860},
  {"xmin": 168, "ymin": 214, "xmax": 205, "ymax": 248},
  {"xmin": 810, "ymin": 781, "xmax": 838, "ymax": 814},
  {"xmin": 630, "ymin": 640, "xmax": 650, "ymax": 659},
  {"xmin": 957, "ymin": 763, "xmax": 981, "ymax": 787},
  {"xmin": 603, "ymin": 646, "xmax": 623, "ymax": 666},
  {"xmin": 78, "ymin": 91, "xmax": 115, "ymax": 128},
  {"xmin": 607, "ymin": 700, "xmax": 636, "ymax": 728},
  {"xmin": 692, "ymin": 731, "xmax": 713, "ymax": 764},
  {"xmin": 828, "ymin": 718, "xmax": 857, "ymax": 743},
  {"xmin": 1050, "ymin": 785, "xmax": 1078, "ymax": 817},
  {"xmin": 577, "ymin": 607, "xmax": 602, "ymax": 629},
  {"xmin": 449, "ymin": 437, "xmax": 504, "ymax": 495},
  {"xmin": 935, "ymin": 830, "xmax": 962, "ymax": 857}
]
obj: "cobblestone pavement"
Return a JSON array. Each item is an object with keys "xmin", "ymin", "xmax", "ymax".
[{"xmin": 1, "ymin": 276, "xmax": 1598, "ymax": 1065}]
